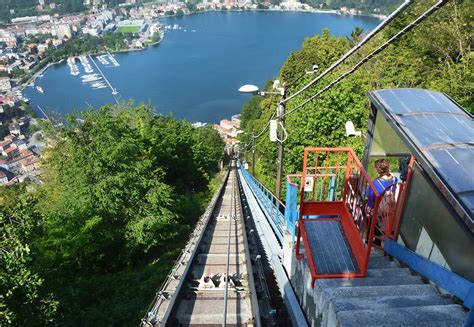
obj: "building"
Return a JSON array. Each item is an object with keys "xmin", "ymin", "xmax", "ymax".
[
  {"xmin": 219, "ymin": 119, "xmax": 234, "ymax": 130},
  {"xmin": 0, "ymin": 139, "xmax": 11, "ymax": 151},
  {"xmin": 2, "ymin": 146, "xmax": 19, "ymax": 159},
  {"xmin": 53, "ymin": 24, "xmax": 72, "ymax": 39},
  {"xmin": 0, "ymin": 170, "xmax": 8, "ymax": 184},
  {"xmin": 20, "ymin": 155, "xmax": 40, "ymax": 173},
  {"xmin": 0, "ymin": 77, "xmax": 11, "ymax": 92},
  {"xmin": 231, "ymin": 114, "xmax": 241, "ymax": 128},
  {"xmin": 9, "ymin": 123, "xmax": 21, "ymax": 135}
]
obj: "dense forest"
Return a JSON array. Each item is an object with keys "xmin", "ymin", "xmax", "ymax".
[
  {"xmin": 0, "ymin": 104, "xmax": 224, "ymax": 325},
  {"xmin": 239, "ymin": 0, "xmax": 472, "ymax": 193}
]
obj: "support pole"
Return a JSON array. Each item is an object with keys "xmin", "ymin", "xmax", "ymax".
[
  {"xmin": 252, "ymin": 131, "xmax": 255, "ymax": 176},
  {"xmin": 275, "ymin": 87, "xmax": 286, "ymax": 200}
]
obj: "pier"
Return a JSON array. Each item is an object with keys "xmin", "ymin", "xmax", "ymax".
[
  {"xmin": 88, "ymin": 55, "xmax": 118, "ymax": 96},
  {"xmin": 106, "ymin": 51, "xmax": 120, "ymax": 67},
  {"xmin": 36, "ymin": 105, "xmax": 51, "ymax": 121}
]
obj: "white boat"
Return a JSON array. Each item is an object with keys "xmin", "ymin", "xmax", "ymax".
[
  {"xmin": 107, "ymin": 53, "xmax": 119, "ymax": 67},
  {"xmin": 98, "ymin": 55, "xmax": 110, "ymax": 65},
  {"xmin": 91, "ymin": 82, "xmax": 105, "ymax": 87},
  {"xmin": 36, "ymin": 86, "xmax": 44, "ymax": 94},
  {"xmin": 81, "ymin": 74, "xmax": 102, "ymax": 83}
]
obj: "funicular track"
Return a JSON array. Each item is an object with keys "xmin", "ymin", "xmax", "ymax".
[{"xmin": 143, "ymin": 161, "xmax": 261, "ymax": 326}]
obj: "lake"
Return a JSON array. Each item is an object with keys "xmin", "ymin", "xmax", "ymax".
[{"xmin": 25, "ymin": 11, "xmax": 379, "ymax": 123}]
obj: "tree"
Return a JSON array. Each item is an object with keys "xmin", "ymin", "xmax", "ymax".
[
  {"xmin": 0, "ymin": 103, "xmax": 223, "ymax": 325},
  {"xmin": 0, "ymin": 189, "xmax": 58, "ymax": 326},
  {"xmin": 38, "ymin": 105, "xmax": 178, "ymax": 276},
  {"xmin": 36, "ymin": 104, "xmax": 223, "ymax": 278}
]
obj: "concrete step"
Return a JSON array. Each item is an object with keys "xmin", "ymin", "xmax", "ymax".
[
  {"xmin": 370, "ymin": 248, "xmax": 385, "ymax": 257},
  {"xmin": 367, "ymin": 268, "xmax": 412, "ymax": 277},
  {"xmin": 315, "ymin": 275, "xmax": 422, "ymax": 289},
  {"xmin": 337, "ymin": 304, "xmax": 466, "ymax": 326},
  {"xmin": 325, "ymin": 295, "xmax": 452, "ymax": 327},
  {"xmin": 320, "ymin": 284, "xmax": 439, "ymax": 307},
  {"xmin": 368, "ymin": 256, "xmax": 399, "ymax": 269},
  {"xmin": 315, "ymin": 284, "xmax": 439, "ymax": 318},
  {"xmin": 332, "ymin": 294, "xmax": 452, "ymax": 312}
]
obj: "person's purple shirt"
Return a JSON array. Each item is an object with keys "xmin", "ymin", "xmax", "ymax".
[{"xmin": 367, "ymin": 176, "xmax": 398, "ymax": 208}]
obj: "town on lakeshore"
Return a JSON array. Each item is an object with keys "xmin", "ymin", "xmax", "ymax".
[{"xmin": 0, "ymin": 0, "xmax": 387, "ymax": 187}]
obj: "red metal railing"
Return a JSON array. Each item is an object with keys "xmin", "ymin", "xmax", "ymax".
[
  {"xmin": 384, "ymin": 155, "xmax": 416, "ymax": 242},
  {"xmin": 295, "ymin": 148, "xmax": 382, "ymax": 283}
]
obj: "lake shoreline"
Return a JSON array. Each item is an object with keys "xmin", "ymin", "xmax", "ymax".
[
  {"xmin": 24, "ymin": 9, "xmax": 383, "ymax": 91},
  {"xmin": 25, "ymin": 11, "xmax": 379, "ymax": 123}
]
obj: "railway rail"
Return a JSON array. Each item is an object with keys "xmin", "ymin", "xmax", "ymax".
[{"xmin": 142, "ymin": 161, "xmax": 261, "ymax": 326}]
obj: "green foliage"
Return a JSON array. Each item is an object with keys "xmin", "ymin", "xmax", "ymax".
[
  {"xmin": 1, "ymin": 103, "xmax": 224, "ymax": 324},
  {"xmin": 0, "ymin": 0, "xmax": 86, "ymax": 23},
  {"xmin": 38, "ymin": 104, "xmax": 223, "ymax": 276},
  {"xmin": 0, "ymin": 188, "xmax": 58, "ymax": 326},
  {"xmin": 240, "ymin": 0, "xmax": 472, "ymax": 194}
]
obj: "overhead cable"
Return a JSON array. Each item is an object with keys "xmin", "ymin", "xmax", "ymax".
[
  {"xmin": 281, "ymin": 0, "xmax": 449, "ymax": 119},
  {"xmin": 281, "ymin": 0, "xmax": 413, "ymax": 105},
  {"xmin": 248, "ymin": 0, "xmax": 413, "ymax": 142}
]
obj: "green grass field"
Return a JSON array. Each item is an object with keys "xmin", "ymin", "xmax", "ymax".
[{"xmin": 117, "ymin": 25, "xmax": 140, "ymax": 33}]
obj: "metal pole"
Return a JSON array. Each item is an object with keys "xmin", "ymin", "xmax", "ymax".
[
  {"xmin": 275, "ymin": 87, "xmax": 286, "ymax": 200},
  {"xmin": 252, "ymin": 131, "xmax": 255, "ymax": 176}
]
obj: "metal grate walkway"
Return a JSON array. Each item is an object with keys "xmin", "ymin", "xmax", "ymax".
[{"xmin": 305, "ymin": 220, "xmax": 359, "ymax": 275}]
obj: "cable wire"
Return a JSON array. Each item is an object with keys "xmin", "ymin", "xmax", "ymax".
[
  {"xmin": 246, "ymin": 0, "xmax": 413, "ymax": 144},
  {"xmin": 282, "ymin": 0, "xmax": 448, "ymax": 119},
  {"xmin": 280, "ymin": 0, "xmax": 412, "ymax": 105}
]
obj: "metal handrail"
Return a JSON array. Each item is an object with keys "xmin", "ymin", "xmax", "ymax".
[
  {"xmin": 296, "ymin": 148, "xmax": 383, "ymax": 282},
  {"xmin": 240, "ymin": 165, "xmax": 285, "ymax": 244}
]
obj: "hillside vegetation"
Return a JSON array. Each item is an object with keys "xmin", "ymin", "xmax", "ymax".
[
  {"xmin": 239, "ymin": 0, "xmax": 472, "ymax": 192},
  {"xmin": 0, "ymin": 104, "xmax": 224, "ymax": 325}
]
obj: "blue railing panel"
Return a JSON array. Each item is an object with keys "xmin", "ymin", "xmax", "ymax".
[
  {"xmin": 285, "ymin": 179, "xmax": 299, "ymax": 242},
  {"xmin": 239, "ymin": 164, "xmax": 284, "ymax": 245}
]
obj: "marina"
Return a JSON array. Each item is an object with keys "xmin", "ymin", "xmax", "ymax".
[
  {"xmin": 88, "ymin": 54, "xmax": 118, "ymax": 95},
  {"xmin": 64, "ymin": 55, "xmax": 119, "ymax": 93}
]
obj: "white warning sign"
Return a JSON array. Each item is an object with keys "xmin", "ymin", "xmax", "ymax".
[{"xmin": 303, "ymin": 176, "xmax": 314, "ymax": 192}]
